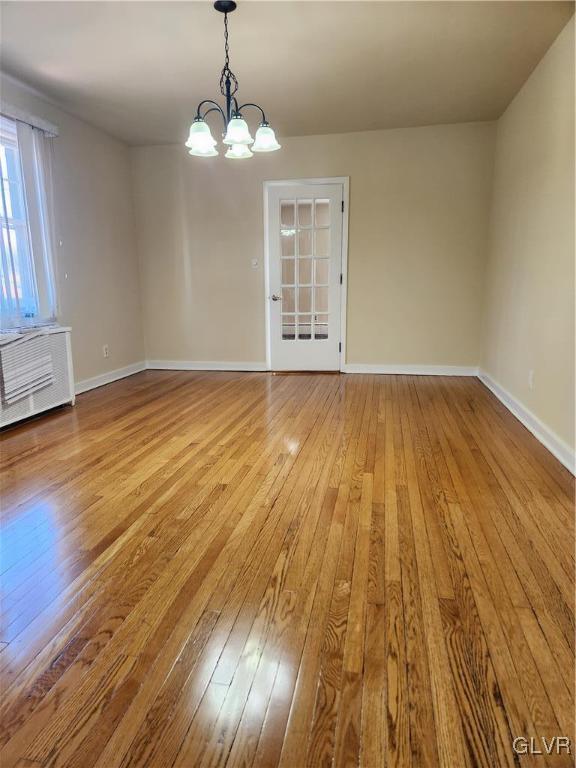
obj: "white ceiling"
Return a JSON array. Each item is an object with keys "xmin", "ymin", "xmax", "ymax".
[{"xmin": 0, "ymin": 1, "xmax": 573, "ymax": 146}]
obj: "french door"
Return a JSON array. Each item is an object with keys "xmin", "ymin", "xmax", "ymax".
[{"xmin": 265, "ymin": 180, "xmax": 345, "ymax": 371}]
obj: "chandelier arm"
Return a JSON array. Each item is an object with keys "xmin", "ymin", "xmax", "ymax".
[
  {"xmin": 196, "ymin": 99, "xmax": 226, "ymax": 118},
  {"xmin": 195, "ymin": 100, "xmax": 228, "ymax": 132},
  {"xmin": 200, "ymin": 106, "xmax": 228, "ymax": 133},
  {"xmin": 236, "ymin": 102, "xmax": 268, "ymax": 124}
]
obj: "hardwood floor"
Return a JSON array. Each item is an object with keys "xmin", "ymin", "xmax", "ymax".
[{"xmin": 0, "ymin": 371, "xmax": 573, "ymax": 768}]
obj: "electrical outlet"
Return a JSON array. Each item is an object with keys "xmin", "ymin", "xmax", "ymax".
[
  {"xmin": 102, "ymin": 344, "xmax": 109, "ymax": 359},
  {"xmin": 528, "ymin": 369, "xmax": 535, "ymax": 390}
]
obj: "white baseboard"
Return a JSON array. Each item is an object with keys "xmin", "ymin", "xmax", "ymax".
[
  {"xmin": 75, "ymin": 361, "xmax": 146, "ymax": 395},
  {"xmin": 341, "ymin": 363, "xmax": 479, "ymax": 376},
  {"xmin": 74, "ymin": 359, "xmax": 267, "ymax": 395},
  {"xmin": 478, "ymin": 371, "xmax": 575, "ymax": 474},
  {"xmin": 146, "ymin": 360, "xmax": 268, "ymax": 372}
]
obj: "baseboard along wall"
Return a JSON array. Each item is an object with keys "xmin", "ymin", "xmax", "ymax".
[
  {"xmin": 341, "ymin": 363, "xmax": 479, "ymax": 376},
  {"xmin": 478, "ymin": 371, "xmax": 575, "ymax": 474},
  {"xmin": 146, "ymin": 360, "xmax": 268, "ymax": 372},
  {"xmin": 74, "ymin": 361, "xmax": 147, "ymax": 394}
]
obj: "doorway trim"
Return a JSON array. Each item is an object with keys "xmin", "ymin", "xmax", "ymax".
[{"xmin": 263, "ymin": 176, "xmax": 349, "ymax": 371}]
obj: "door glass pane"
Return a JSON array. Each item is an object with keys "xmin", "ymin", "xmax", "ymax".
[
  {"xmin": 297, "ymin": 200, "xmax": 312, "ymax": 227},
  {"xmin": 298, "ymin": 230, "xmax": 312, "ymax": 257},
  {"xmin": 281, "ymin": 231, "xmax": 295, "ymax": 257},
  {"xmin": 282, "ymin": 259, "xmax": 295, "ymax": 285},
  {"xmin": 298, "ymin": 258, "xmax": 312, "ymax": 285},
  {"xmin": 282, "ymin": 286, "xmax": 295, "ymax": 312},
  {"xmin": 315, "ymin": 199, "xmax": 330, "ymax": 227},
  {"xmin": 315, "ymin": 286, "xmax": 328, "ymax": 313},
  {"xmin": 282, "ymin": 316, "xmax": 295, "ymax": 340},
  {"xmin": 315, "ymin": 312, "xmax": 329, "ymax": 339},
  {"xmin": 314, "ymin": 259, "xmax": 329, "ymax": 285},
  {"xmin": 281, "ymin": 201, "xmax": 295, "ymax": 227},
  {"xmin": 298, "ymin": 286, "xmax": 312, "ymax": 313},
  {"xmin": 315, "ymin": 228, "xmax": 329, "ymax": 258},
  {"xmin": 298, "ymin": 314, "xmax": 312, "ymax": 339}
]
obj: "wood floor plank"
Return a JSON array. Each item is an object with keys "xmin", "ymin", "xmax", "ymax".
[
  {"xmin": 0, "ymin": 371, "xmax": 573, "ymax": 768},
  {"xmin": 397, "ymin": 379, "xmax": 467, "ymax": 768}
]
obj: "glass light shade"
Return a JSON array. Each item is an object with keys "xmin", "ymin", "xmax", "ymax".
[
  {"xmin": 223, "ymin": 117, "xmax": 254, "ymax": 146},
  {"xmin": 188, "ymin": 146, "xmax": 219, "ymax": 157},
  {"xmin": 225, "ymin": 143, "xmax": 253, "ymax": 159},
  {"xmin": 185, "ymin": 120, "xmax": 217, "ymax": 152},
  {"xmin": 252, "ymin": 125, "xmax": 281, "ymax": 152}
]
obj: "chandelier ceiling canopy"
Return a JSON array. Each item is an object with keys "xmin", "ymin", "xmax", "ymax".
[{"xmin": 186, "ymin": 1, "xmax": 281, "ymax": 159}]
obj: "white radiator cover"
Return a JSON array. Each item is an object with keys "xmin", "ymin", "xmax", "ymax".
[{"xmin": 0, "ymin": 327, "xmax": 75, "ymax": 428}]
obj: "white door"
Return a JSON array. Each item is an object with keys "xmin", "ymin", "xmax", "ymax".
[{"xmin": 266, "ymin": 181, "xmax": 344, "ymax": 371}]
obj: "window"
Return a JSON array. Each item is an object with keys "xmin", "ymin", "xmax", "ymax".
[{"xmin": 0, "ymin": 115, "xmax": 56, "ymax": 329}]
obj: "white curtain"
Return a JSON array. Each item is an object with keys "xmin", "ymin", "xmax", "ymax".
[{"xmin": 16, "ymin": 121, "xmax": 58, "ymax": 322}]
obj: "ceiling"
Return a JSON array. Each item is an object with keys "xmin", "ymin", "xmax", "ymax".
[{"xmin": 0, "ymin": 1, "xmax": 573, "ymax": 146}]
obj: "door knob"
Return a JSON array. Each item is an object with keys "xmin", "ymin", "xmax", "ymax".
[{"xmin": 271, "ymin": 294, "xmax": 282, "ymax": 301}]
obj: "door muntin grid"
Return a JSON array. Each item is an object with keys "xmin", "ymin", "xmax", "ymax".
[{"xmin": 280, "ymin": 198, "xmax": 330, "ymax": 340}]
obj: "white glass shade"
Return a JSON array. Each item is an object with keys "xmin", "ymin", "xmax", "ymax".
[
  {"xmin": 252, "ymin": 125, "xmax": 281, "ymax": 152},
  {"xmin": 188, "ymin": 146, "xmax": 219, "ymax": 157},
  {"xmin": 185, "ymin": 120, "xmax": 217, "ymax": 153},
  {"xmin": 225, "ymin": 143, "xmax": 253, "ymax": 159},
  {"xmin": 223, "ymin": 117, "xmax": 254, "ymax": 146}
]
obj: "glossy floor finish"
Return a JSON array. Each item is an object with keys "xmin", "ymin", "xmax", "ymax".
[{"xmin": 0, "ymin": 371, "xmax": 574, "ymax": 768}]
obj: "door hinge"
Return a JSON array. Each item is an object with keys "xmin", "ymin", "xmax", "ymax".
[
  {"xmin": 339, "ymin": 342, "xmax": 342, "ymax": 353},
  {"xmin": 341, "ymin": 200, "xmax": 345, "ymax": 212},
  {"xmin": 339, "ymin": 273, "xmax": 343, "ymax": 285}
]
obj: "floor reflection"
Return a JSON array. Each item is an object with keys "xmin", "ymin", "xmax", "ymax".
[{"xmin": 1, "ymin": 500, "xmax": 65, "ymax": 642}]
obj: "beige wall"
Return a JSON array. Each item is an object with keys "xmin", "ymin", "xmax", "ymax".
[
  {"xmin": 0, "ymin": 74, "xmax": 144, "ymax": 382},
  {"xmin": 482, "ymin": 18, "xmax": 575, "ymax": 452},
  {"xmin": 132, "ymin": 121, "xmax": 495, "ymax": 366}
]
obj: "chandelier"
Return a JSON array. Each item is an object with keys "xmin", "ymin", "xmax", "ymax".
[{"xmin": 186, "ymin": 0, "xmax": 281, "ymax": 159}]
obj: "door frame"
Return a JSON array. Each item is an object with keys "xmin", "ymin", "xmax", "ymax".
[{"xmin": 263, "ymin": 176, "xmax": 350, "ymax": 371}]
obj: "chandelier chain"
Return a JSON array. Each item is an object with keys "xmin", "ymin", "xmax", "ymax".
[{"xmin": 219, "ymin": 12, "xmax": 239, "ymax": 97}]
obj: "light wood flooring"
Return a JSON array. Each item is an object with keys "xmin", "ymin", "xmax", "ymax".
[{"xmin": 0, "ymin": 371, "xmax": 574, "ymax": 767}]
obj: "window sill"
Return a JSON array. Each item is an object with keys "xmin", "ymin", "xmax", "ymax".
[
  {"xmin": 0, "ymin": 324, "xmax": 70, "ymax": 345},
  {"xmin": 0, "ymin": 321, "xmax": 60, "ymax": 333}
]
